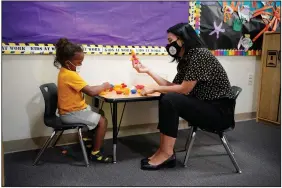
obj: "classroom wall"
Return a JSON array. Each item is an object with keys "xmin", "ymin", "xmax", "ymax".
[{"xmin": 2, "ymin": 55, "xmax": 260, "ymax": 141}]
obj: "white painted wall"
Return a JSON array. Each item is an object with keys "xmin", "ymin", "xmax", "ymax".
[{"xmin": 2, "ymin": 55, "xmax": 260, "ymax": 141}]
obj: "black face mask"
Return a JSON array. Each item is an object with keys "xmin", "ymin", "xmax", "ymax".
[{"xmin": 165, "ymin": 41, "xmax": 182, "ymax": 58}]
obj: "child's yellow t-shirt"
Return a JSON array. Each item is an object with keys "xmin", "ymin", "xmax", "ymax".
[{"xmin": 57, "ymin": 67, "xmax": 88, "ymax": 115}]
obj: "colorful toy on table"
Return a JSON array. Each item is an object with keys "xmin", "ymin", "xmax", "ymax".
[
  {"xmin": 135, "ymin": 85, "xmax": 144, "ymax": 90},
  {"xmin": 123, "ymin": 88, "xmax": 130, "ymax": 95},
  {"xmin": 100, "ymin": 83, "xmax": 114, "ymax": 95},
  {"xmin": 130, "ymin": 86, "xmax": 137, "ymax": 94},
  {"xmin": 116, "ymin": 90, "xmax": 122, "ymax": 95},
  {"xmin": 114, "ymin": 84, "xmax": 122, "ymax": 91},
  {"xmin": 121, "ymin": 83, "xmax": 127, "ymax": 88},
  {"xmin": 101, "ymin": 83, "xmax": 114, "ymax": 94},
  {"xmin": 106, "ymin": 84, "xmax": 114, "ymax": 92},
  {"xmin": 131, "ymin": 50, "xmax": 140, "ymax": 65},
  {"xmin": 100, "ymin": 91, "xmax": 107, "ymax": 95},
  {"xmin": 114, "ymin": 86, "xmax": 122, "ymax": 94},
  {"xmin": 114, "ymin": 83, "xmax": 127, "ymax": 90},
  {"xmin": 131, "ymin": 89, "xmax": 137, "ymax": 94}
]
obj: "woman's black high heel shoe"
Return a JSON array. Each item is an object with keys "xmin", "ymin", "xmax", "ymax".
[
  {"xmin": 141, "ymin": 153, "xmax": 176, "ymax": 170},
  {"xmin": 141, "ymin": 149, "xmax": 176, "ymax": 165}
]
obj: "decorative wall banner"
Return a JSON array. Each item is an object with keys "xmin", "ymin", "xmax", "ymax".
[
  {"xmin": 1, "ymin": 43, "xmax": 168, "ymax": 56},
  {"xmin": 2, "ymin": 1, "xmax": 266, "ymax": 57}
]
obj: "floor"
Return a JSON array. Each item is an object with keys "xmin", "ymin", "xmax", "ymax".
[{"xmin": 4, "ymin": 120, "xmax": 281, "ymax": 186}]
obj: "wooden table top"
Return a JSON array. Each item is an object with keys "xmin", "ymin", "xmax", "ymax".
[{"xmin": 96, "ymin": 90, "xmax": 161, "ymax": 102}]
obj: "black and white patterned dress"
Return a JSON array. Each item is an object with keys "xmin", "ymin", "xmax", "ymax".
[{"xmin": 173, "ymin": 48, "xmax": 234, "ymax": 100}]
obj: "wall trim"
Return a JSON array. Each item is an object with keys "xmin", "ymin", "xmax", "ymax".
[{"xmin": 3, "ymin": 112, "xmax": 256, "ymax": 154}]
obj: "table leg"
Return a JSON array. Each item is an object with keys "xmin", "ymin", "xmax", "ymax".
[
  {"xmin": 93, "ymin": 98, "xmax": 100, "ymax": 108},
  {"xmin": 112, "ymin": 102, "xmax": 118, "ymax": 163}
]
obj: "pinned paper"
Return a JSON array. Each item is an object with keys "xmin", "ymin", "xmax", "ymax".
[
  {"xmin": 222, "ymin": 5, "xmax": 234, "ymax": 22},
  {"xmin": 237, "ymin": 34, "xmax": 253, "ymax": 51},
  {"xmin": 233, "ymin": 18, "xmax": 243, "ymax": 31},
  {"xmin": 252, "ymin": 1, "xmax": 257, "ymax": 8},
  {"xmin": 238, "ymin": 5, "xmax": 252, "ymax": 22},
  {"xmin": 209, "ymin": 21, "xmax": 225, "ymax": 39}
]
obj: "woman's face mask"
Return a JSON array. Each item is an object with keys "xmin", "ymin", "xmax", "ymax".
[{"xmin": 165, "ymin": 40, "xmax": 182, "ymax": 58}]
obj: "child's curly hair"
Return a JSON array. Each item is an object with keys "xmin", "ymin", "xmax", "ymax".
[{"xmin": 53, "ymin": 38, "xmax": 83, "ymax": 68}]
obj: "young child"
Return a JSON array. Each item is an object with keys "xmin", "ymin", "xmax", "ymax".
[{"xmin": 54, "ymin": 38, "xmax": 112, "ymax": 163}]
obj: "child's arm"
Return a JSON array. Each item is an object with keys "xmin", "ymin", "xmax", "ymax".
[{"xmin": 82, "ymin": 82, "xmax": 111, "ymax": 96}]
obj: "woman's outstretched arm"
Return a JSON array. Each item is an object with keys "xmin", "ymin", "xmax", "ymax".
[
  {"xmin": 147, "ymin": 69, "xmax": 174, "ymax": 86},
  {"xmin": 132, "ymin": 60, "xmax": 174, "ymax": 86}
]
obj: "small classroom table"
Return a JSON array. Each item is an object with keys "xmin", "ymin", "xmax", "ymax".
[{"xmin": 93, "ymin": 91, "xmax": 161, "ymax": 163}]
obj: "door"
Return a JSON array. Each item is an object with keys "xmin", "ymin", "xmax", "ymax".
[{"xmin": 258, "ymin": 33, "xmax": 281, "ymax": 123}]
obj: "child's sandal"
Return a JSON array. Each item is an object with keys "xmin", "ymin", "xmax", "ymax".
[{"xmin": 90, "ymin": 151, "xmax": 113, "ymax": 163}]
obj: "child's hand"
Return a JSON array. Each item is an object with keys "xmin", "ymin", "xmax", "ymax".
[{"xmin": 102, "ymin": 82, "xmax": 112, "ymax": 90}]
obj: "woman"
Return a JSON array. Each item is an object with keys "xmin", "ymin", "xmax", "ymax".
[{"xmin": 132, "ymin": 23, "xmax": 235, "ymax": 170}]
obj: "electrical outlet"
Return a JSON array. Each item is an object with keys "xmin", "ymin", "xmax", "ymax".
[{"xmin": 248, "ymin": 73, "xmax": 254, "ymax": 86}]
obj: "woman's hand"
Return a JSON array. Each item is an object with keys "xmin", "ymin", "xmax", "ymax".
[
  {"xmin": 140, "ymin": 87, "xmax": 155, "ymax": 96},
  {"xmin": 132, "ymin": 60, "xmax": 150, "ymax": 73}
]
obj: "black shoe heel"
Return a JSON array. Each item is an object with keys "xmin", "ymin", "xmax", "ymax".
[{"xmin": 166, "ymin": 159, "xmax": 176, "ymax": 168}]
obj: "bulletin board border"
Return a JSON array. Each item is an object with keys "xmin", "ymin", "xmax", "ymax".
[
  {"xmin": 1, "ymin": 43, "xmax": 169, "ymax": 56},
  {"xmin": 1, "ymin": 42, "xmax": 261, "ymax": 56}
]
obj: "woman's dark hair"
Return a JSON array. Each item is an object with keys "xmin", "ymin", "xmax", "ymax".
[
  {"xmin": 53, "ymin": 38, "xmax": 84, "ymax": 68},
  {"xmin": 167, "ymin": 23, "xmax": 206, "ymax": 62}
]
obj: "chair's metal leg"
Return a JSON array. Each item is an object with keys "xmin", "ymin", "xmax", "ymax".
[
  {"xmin": 175, "ymin": 124, "xmax": 193, "ymax": 153},
  {"xmin": 51, "ymin": 130, "xmax": 64, "ymax": 148},
  {"xmin": 33, "ymin": 131, "xmax": 57, "ymax": 166},
  {"xmin": 183, "ymin": 131, "xmax": 197, "ymax": 167},
  {"xmin": 184, "ymin": 127, "xmax": 194, "ymax": 150},
  {"xmin": 78, "ymin": 127, "xmax": 89, "ymax": 167},
  {"xmin": 220, "ymin": 135, "xmax": 242, "ymax": 174},
  {"xmin": 223, "ymin": 135, "xmax": 234, "ymax": 154}
]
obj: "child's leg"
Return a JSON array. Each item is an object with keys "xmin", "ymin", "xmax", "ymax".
[
  {"xmin": 90, "ymin": 116, "xmax": 112, "ymax": 163},
  {"xmin": 92, "ymin": 116, "xmax": 108, "ymax": 152},
  {"xmin": 60, "ymin": 108, "xmax": 112, "ymax": 163}
]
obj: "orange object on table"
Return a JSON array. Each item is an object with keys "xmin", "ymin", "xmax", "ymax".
[
  {"xmin": 116, "ymin": 90, "xmax": 122, "ymax": 94},
  {"xmin": 114, "ymin": 85, "xmax": 122, "ymax": 91},
  {"xmin": 123, "ymin": 88, "xmax": 130, "ymax": 95},
  {"xmin": 100, "ymin": 91, "xmax": 107, "ymax": 95}
]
